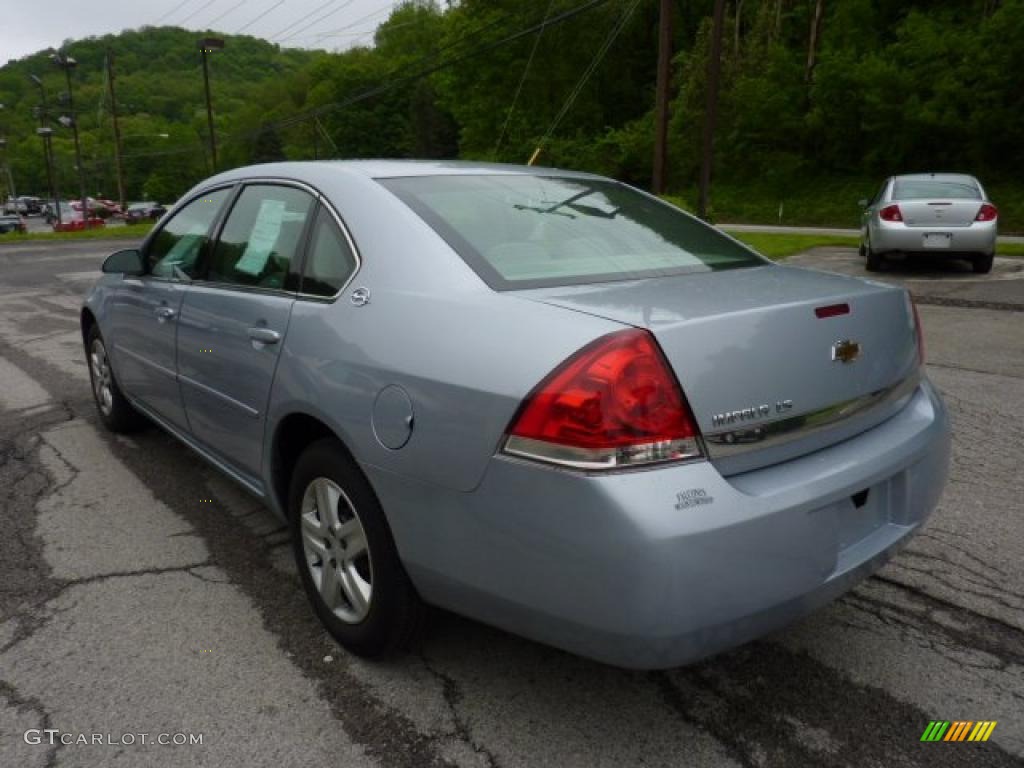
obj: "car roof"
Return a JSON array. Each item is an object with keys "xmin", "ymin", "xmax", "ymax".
[{"xmin": 208, "ymin": 159, "xmax": 605, "ymax": 183}]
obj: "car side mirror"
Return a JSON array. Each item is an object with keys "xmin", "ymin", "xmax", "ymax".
[
  {"xmin": 102, "ymin": 248, "xmax": 144, "ymax": 276},
  {"xmin": 858, "ymin": 198, "xmax": 868, "ymax": 208}
]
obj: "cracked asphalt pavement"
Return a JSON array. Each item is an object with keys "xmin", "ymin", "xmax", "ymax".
[{"xmin": 1, "ymin": 239, "xmax": 1022, "ymax": 767}]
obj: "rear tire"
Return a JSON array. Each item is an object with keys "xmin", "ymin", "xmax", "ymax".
[
  {"xmin": 865, "ymin": 245, "xmax": 883, "ymax": 272},
  {"xmin": 289, "ymin": 438, "xmax": 424, "ymax": 658},
  {"xmin": 86, "ymin": 325, "xmax": 146, "ymax": 433},
  {"xmin": 972, "ymin": 253, "xmax": 994, "ymax": 274}
]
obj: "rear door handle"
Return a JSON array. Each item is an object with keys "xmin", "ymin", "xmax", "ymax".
[
  {"xmin": 247, "ymin": 327, "xmax": 281, "ymax": 345},
  {"xmin": 154, "ymin": 306, "xmax": 176, "ymax": 321}
]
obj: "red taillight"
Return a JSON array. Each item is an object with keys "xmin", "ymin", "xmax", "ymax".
[
  {"xmin": 910, "ymin": 295, "xmax": 925, "ymax": 366},
  {"xmin": 975, "ymin": 203, "xmax": 998, "ymax": 222},
  {"xmin": 814, "ymin": 303, "xmax": 850, "ymax": 319},
  {"xmin": 504, "ymin": 329, "xmax": 703, "ymax": 469},
  {"xmin": 879, "ymin": 204, "xmax": 903, "ymax": 222}
]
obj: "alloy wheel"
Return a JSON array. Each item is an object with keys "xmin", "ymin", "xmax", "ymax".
[
  {"xmin": 89, "ymin": 339, "xmax": 114, "ymax": 416},
  {"xmin": 300, "ymin": 477, "xmax": 374, "ymax": 624}
]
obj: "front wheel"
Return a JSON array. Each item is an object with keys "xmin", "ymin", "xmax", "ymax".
[
  {"xmin": 289, "ymin": 439, "xmax": 424, "ymax": 658},
  {"xmin": 86, "ymin": 326, "xmax": 146, "ymax": 433}
]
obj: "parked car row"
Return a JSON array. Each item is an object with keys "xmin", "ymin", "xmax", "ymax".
[
  {"xmin": 3, "ymin": 196, "xmax": 43, "ymax": 215},
  {"xmin": 0, "ymin": 213, "xmax": 28, "ymax": 234}
]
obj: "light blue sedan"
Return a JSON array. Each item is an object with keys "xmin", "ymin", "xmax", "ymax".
[{"xmin": 82, "ymin": 161, "xmax": 951, "ymax": 669}]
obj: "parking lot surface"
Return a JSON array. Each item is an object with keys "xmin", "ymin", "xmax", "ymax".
[{"xmin": 1, "ymin": 239, "xmax": 1022, "ymax": 767}]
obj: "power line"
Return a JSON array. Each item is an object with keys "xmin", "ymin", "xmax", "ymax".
[
  {"xmin": 236, "ymin": 0, "xmax": 288, "ymax": 34},
  {"xmin": 204, "ymin": 0, "xmax": 248, "ymax": 28},
  {"xmin": 494, "ymin": 0, "xmax": 556, "ymax": 156},
  {"xmin": 179, "ymin": 0, "xmax": 223, "ymax": 26},
  {"xmin": 276, "ymin": 0, "xmax": 360, "ymax": 44},
  {"xmin": 124, "ymin": 0, "xmax": 612, "ymax": 162},
  {"xmin": 155, "ymin": 0, "xmax": 204, "ymax": 25},
  {"xmin": 305, "ymin": 3, "xmax": 397, "ymax": 41},
  {"xmin": 268, "ymin": 0, "xmax": 346, "ymax": 41},
  {"xmin": 533, "ymin": 0, "xmax": 641, "ymax": 160}
]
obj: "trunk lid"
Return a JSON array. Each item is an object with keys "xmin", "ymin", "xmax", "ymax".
[
  {"xmin": 897, "ymin": 199, "xmax": 981, "ymax": 228},
  {"xmin": 518, "ymin": 265, "xmax": 919, "ymax": 475}
]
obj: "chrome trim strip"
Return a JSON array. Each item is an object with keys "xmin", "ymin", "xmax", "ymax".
[
  {"xmin": 705, "ymin": 371, "xmax": 921, "ymax": 459},
  {"xmin": 178, "ymin": 373, "xmax": 260, "ymax": 418},
  {"xmin": 502, "ymin": 435, "xmax": 703, "ymax": 471},
  {"xmin": 127, "ymin": 397, "xmax": 265, "ymax": 498}
]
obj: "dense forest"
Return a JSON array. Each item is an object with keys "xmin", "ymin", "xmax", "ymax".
[{"xmin": 1, "ymin": 0, "xmax": 1022, "ymax": 228}]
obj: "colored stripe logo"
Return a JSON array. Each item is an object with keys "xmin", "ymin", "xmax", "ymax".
[{"xmin": 921, "ymin": 721, "xmax": 997, "ymax": 742}]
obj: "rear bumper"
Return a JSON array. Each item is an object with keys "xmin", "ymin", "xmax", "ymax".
[
  {"xmin": 369, "ymin": 378, "xmax": 951, "ymax": 669},
  {"xmin": 871, "ymin": 219, "xmax": 996, "ymax": 255}
]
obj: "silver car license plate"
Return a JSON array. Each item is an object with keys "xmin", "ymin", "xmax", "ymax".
[{"xmin": 923, "ymin": 232, "xmax": 953, "ymax": 249}]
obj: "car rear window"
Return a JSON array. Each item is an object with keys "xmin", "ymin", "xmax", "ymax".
[
  {"xmin": 379, "ymin": 175, "xmax": 763, "ymax": 290},
  {"xmin": 892, "ymin": 179, "xmax": 981, "ymax": 200}
]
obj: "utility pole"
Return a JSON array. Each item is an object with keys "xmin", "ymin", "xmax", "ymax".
[
  {"xmin": 697, "ymin": 0, "xmax": 726, "ymax": 221},
  {"xmin": 198, "ymin": 38, "xmax": 225, "ymax": 172},
  {"xmin": 52, "ymin": 53, "xmax": 87, "ymax": 218},
  {"xmin": 652, "ymin": 0, "xmax": 673, "ymax": 195},
  {"xmin": 106, "ymin": 51, "xmax": 127, "ymax": 212}
]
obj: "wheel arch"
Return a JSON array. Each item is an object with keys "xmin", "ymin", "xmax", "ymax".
[
  {"xmin": 269, "ymin": 411, "xmax": 364, "ymax": 519},
  {"xmin": 80, "ymin": 307, "xmax": 97, "ymax": 350}
]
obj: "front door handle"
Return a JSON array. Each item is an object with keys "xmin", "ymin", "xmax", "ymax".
[
  {"xmin": 154, "ymin": 306, "xmax": 176, "ymax": 321},
  {"xmin": 247, "ymin": 327, "xmax": 281, "ymax": 345}
]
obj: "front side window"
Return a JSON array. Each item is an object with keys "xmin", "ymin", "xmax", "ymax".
[
  {"xmin": 146, "ymin": 188, "xmax": 230, "ymax": 279},
  {"xmin": 301, "ymin": 207, "xmax": 358, "ymax": 298},
  {"xmin": 379, "ymin": 175, "xmax": 764, "ymax": 290},
  {"xmin": 205, "ymin": 185, "xmax": 315, "ymax": 291}
]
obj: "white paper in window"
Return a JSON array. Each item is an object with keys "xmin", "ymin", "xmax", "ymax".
[{"xmin": 234, "ymin": 199, "xmax": 286, "ymax": 276}]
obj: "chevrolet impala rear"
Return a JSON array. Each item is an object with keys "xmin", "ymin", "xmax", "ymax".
[{"xmin": 372, "ymin": 168, "xmax": 951, "ymax": 669}]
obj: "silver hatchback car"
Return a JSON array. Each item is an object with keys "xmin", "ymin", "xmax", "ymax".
[
  {"xmin": 860, "ymin": 173, "xmax": 998, "ymax": 274},
  {"xmin": 83, "ymin": 161, "xmax": 951, "ymax": 669}
]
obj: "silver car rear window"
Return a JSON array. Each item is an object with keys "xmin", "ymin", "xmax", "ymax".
[
  {"xmin": 892, "ymin": 179, "xmax": 981, "ymax": 200},
  {"xmin": 380, "ymin": 175, "xmax": 763, "ymax": 290}
]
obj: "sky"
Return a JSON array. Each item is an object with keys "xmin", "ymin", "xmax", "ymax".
[{"xmin": 0, "ymin": 0, "xmax": 398, "ymax": 62}]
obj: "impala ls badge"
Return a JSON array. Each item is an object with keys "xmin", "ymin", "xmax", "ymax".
[{"xmin": 832, "ymin": 339, "xmax": 862, "ymax": 364}]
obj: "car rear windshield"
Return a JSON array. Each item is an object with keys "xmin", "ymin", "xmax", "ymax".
[
  {"xmin": 892, "ymin": 179, "xmax": 981, "ymax": 200},
  {"xmin": 379, "ymin": 175, "xmax": 763, "ymax": 290}
]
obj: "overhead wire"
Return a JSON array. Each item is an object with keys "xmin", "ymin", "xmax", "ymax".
[
  {"xmin": 276, "ymin": 0, "xmax": 360, "ymax": 44},
  {"xmin": 204, "ymin": 0, "xmax": 249, "ymax": 28},
  {"xmin": 236, "ymin": 0, "xmax": 288, "ymax": 34},
  {"xmin": 155, "ymin": 0, "xmax": 203, "ymax": 25},
  {"xmin": 531, "ymin": 0, "xmax": 642, "ymax": 164},
  {"xmin": 123, "ymin": 0, "xmax": 613, "ymax": 161},
  {"xmin": 494, "ymin": 0, "xmax": 557, "ymax": 157},
  {"xmin": 267, "ymin": 0, "xmax": 346, "ymax": 41},
  {"xmin": 178, "ymin": 0, "xmax": 223, "ymax": 26}
]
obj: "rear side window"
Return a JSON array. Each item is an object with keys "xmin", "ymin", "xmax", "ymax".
[
  {"xmin": 206, "ymin": 185, "xmax": 315, "ymax": 291},
  {"xmin": 301, "ymin": 207, "xmax": 357, "ymax": 298},
  {"xmin": 147, "ymin": 188, "xmax": 231, "ymax": 279},
  {"xmin": 892, "ymin": 179, "xmax": 981, "ymax": 200},
  {"xmin": 379, "ymin": 175, "xmax": 763, "ymax": 290}
]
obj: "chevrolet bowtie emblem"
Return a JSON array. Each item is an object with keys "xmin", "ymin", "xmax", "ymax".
[{"xmin": 832, "ymin": 339, "xmax": 862, "ymax": 364}]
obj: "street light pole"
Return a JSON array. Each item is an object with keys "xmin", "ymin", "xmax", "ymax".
[
  {"xmin": 106, "ymin": 50, "xmax": 126, "ymax": 212},
  {"xmin": 198, "ymin": 38, "xmax": 225, "ymax": 172},
  {"xmin": 29, "ymin": 75, "xmax": 61, "ymax": 227},
  {"xmin": 53, "ymin": 52, "xmax": 87, "ymax": 219},
  {"xmin": 0, "ymin": 104, "xmax": 17, "ymax": 204}
]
